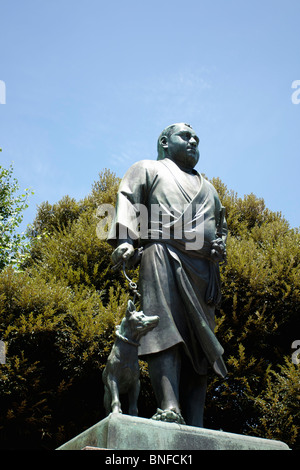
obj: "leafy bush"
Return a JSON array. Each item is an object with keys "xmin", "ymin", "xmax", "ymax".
[
  {"xmin": 0, "ymin": 164, "xmax": 33, "ymax": 270},
  {"xmin": 0, "ymin": 170, "xmax": 299, "ymax": 449}
]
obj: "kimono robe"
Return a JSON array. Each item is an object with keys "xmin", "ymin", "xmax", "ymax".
[{"xmin": 107, "ymin": 158, "xmax": 228, "ymax": 378}]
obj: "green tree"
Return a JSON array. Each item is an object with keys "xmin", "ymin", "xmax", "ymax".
[
  {"xmin": 250, "ymin": 357, "xmax": 300, "ymax": 444},
  {"xmin": 0, "ymin": 169, "xmax": 299, "ymax": 449},
  {"xmin": 0, "ymin": 164, "xmax": 33, "ymax": 270},
  {"xmin": 0, "ymin": 265, "xmax": 130, "ymax": 449},
  {"xmin": 25, "ymin": 171, "xmax": 123, "ymax": 296},
  {"xmin": 205, "ymin": 178, "xmax": 300, "ymax": 448},
  {"xmin": 0, "ymin": 169, "xmax": 142, "ymax": 449}
]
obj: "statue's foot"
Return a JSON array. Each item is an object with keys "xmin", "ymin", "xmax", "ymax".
[{"xmin": 151, "ymin": 408, "xmax": 186, "ymax": 425}]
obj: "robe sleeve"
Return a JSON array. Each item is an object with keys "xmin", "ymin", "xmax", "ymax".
[{"xmin": 107, "ymin": 160, "xmax": 156, "ymax": 249}]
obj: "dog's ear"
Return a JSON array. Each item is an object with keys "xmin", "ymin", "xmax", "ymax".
[{"xmin": 126, "ymin": 300, "xmax": 135, "ymax": 317}]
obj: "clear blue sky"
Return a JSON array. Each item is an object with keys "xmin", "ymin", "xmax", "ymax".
[{"xmin": 0, "ymin": 0, "xmax": 299, "ymax": 230}]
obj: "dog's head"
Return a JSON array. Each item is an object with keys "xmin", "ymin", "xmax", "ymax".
[{"xmin": 123, "ymin": 300, "xmax": 159, "ymax": 340}]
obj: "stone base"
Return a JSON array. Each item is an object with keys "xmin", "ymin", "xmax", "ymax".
[{"xmin": 56, "ymin": 413, "xmax": 289, "ymax": 451}]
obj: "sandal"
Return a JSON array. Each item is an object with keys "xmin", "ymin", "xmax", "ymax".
[{"xmin": 151, "ymin": 408, "xmax": 186, "ymax": 425}]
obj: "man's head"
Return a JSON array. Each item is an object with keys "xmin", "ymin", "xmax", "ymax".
[{"xmin": 157, "ymin": 123, "xmax": 200, "ymax": 170}]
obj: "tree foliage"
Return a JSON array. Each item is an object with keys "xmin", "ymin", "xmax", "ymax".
[
  {"xmin": 0, "ymin": 164, "xmax": 33, "ymax": 270},
  {"xmin": 0, "ymin": 170, "xmax": 299, "ymax": 449},
  {"xmin": 205, "ymin": 178, "xmax": 300, "ymax": 447}
]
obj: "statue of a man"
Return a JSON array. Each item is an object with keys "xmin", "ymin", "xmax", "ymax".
[{"xmin": 107, "ymin": 123, "xmax": 227, "ymax": 427}]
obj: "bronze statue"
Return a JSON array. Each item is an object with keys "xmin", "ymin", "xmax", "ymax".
[{"xmin": 107, "ymin": 123, "xmax": 227, "ymax": 427}]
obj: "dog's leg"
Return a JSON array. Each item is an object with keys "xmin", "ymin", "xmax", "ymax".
[
  {"xmin": 103, "ymin": 384, "xmax": 112, "ymax": 416},
  {"xmin": 128, "ymin": 380, "xmax": 140, "ymax": 416},
  {"xmin": 106, "ymin": 376, "xmax": 122, "ymax": 414}
]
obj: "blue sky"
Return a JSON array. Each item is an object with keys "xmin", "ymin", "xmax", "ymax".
[{"xmin": 0, "ymin": 0, "xmax": 299, "ymax": 231}]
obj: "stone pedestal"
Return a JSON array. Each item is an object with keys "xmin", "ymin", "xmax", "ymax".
[{"xmin": 56, "ymin": 413, "xmax": 289, "ymax": 450}]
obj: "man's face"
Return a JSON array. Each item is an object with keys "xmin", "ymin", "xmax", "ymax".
[{"xmin": 163, "ymin": 124, "xmax": 200, "ymax": 169}]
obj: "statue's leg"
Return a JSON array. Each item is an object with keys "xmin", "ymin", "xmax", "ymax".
[
  {"xmin": 147, "ymin": 345, "xmax": 181, "ymax": 415},
  {"xmin": 179, "ymin": 353, "xmax": 207, "ymax": 427},
  {"xmin": 180, "ymin": 374, "xmax": 207, "ymax": 427}
]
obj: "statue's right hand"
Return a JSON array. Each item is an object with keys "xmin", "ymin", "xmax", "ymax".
[{"xmin": 111, "ymin": 242, "xmax": 135, "ymax": 266}]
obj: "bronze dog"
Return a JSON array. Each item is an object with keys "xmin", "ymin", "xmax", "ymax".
[{"xmin": 102, "ymin": 300, "xmax": 159, "ymax": 416}]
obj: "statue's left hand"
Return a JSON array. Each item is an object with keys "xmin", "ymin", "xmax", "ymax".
[{"xmin": 210, "ymin": 238, "xmax": 226, "ymax": 262}]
